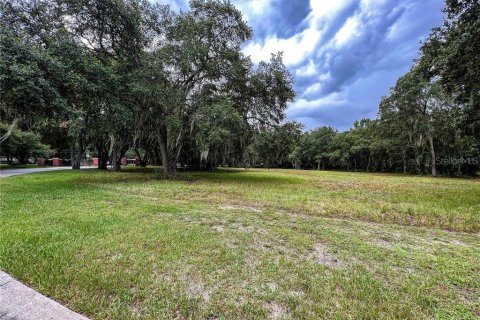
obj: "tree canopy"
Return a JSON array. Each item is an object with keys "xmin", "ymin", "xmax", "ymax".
[
  {"xmin": 0, "ymin": 0, "xmax": 294, "ymax": 173},
  {"xmin": 0, "ymin": 0, "xmax": 478, "ymax": 176}
]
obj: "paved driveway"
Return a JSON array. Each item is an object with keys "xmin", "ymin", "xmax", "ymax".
[
  {"xmin": 0, "ymin": 166, "xmax": 96, "ymax": 178},
  {"xmin": 0, "ymin": 270, "xmax": 89, "ymax": 320}
]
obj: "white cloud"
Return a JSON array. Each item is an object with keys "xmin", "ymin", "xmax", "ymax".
[
  {"xmin": 242, "ymin": 0, "xmax": 355, "ymax": 66},
  {"xmin": 296, "ymin": 59, "xmax": 318, "ymax": 77},
  {"xmin": 250, "ymin": 0, "xmax": 273, "ymax": 15},
  {"xmin": 288, "ymin": 92, "xmax": 347, "ymax": 113},
  {"xmin": 233, "ymin": 0, "xmax": 274, "ymax": 21},
  {"xmin": 310, "ymin": 0, "xmax": 352, "ymax": 18},
  {"xmin": 360, "ymin": 0, "xmax": 388, "ymax": 13},
  {"xmin": 303, "ymin": 83, "xmax": 322, "ymax": 96},
  {"xmin": 333, "ymin": 15, "xmax": 361, "ymax": 47},
  {"xmin": 243, "ymin": 27, "xmax": 321, "ymax": 66},
  {"xmin": 302, "ymin": 73, "xmax": 330, "ymax": 96}
]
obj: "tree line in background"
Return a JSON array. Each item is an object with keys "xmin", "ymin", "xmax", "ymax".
[
  {"xmin": 1, "ymin": 0, "xmax": 478, "ymax": 176},
  {"xmin": 248, "ymin": 0, "xmax": 480, "ymax": 176}
]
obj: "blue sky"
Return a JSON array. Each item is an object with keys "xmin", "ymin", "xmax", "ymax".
[{"xmin": 160, "ymin": 0, "xmax": 444, "ymax": 131}]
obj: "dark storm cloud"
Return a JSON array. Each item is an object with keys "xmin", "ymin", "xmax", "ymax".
[
  {"xmin": 158, "ymin": 0, "xmax": 444, "ymax": 130},
  {"xmin": 267, "ymin": 0, "xmax": 312, "ymax": 38},
  {"xmin": 307, "ymin": 3, "xmax": 406, "ymax": 98},
  {"xmin": 314, "ymin": 1, "xmax": 360, "ymax": 47},
  {"xmin": 240, "ymin": 0, "xmax": 312, "ymax": 39},
  {"xmin": 241, "ymin": 0, "xmax": 444, "ymax": 130}
]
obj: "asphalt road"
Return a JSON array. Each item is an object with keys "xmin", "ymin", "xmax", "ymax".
[{"xmin": 0, "ymin": 166, "xmax": 96, "ymax": 178}]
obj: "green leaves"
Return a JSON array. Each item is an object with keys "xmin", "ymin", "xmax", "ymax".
[
  {"xmin": 193, "ymin": 98, "xmax": 242, "ymax": 148},
  {"xmin": 0, "ymin": 0, "xmax": 297, "ymax": 173},
  {"xmin": 0, "ymin": 123, "xmax": 54, "ymax": 162},
  {"xmin": 249, "ymin": 122, "xmax": 303, "ymax": 168},
  {"xmin": 374, "ymin": 0, "xmax": 480, "ymax": 175}
]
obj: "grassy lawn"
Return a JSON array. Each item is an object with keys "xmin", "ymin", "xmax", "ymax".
[{"xmin": 0, "ymin": 168, "xmax": 479, "ymax": 319}]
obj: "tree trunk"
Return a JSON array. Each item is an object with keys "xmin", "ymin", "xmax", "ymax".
[
  {"xmin": 206, "ymin": 150, "xmax": 218, "ymax": 172},
  {"xmin": 109, "ymin": 132, "xmax": 129, "ymax": 172},
  {"xmin": 96, "ymin": 139, "xmax": 109, "ymax": 170},
  {"xmin": 317, "ymin": 160, "xmax": 321, "ymax": 170},
  {"xmin": 135, "ymin": 148, "xmax": 149, "ymax": 168},
  {"xmin": 110, "ymin": 146, "xmax": 127, "ymax": 172},
  {"xmin": 70, "ymin": 143, "xmax": 81, "ymax": 170},
  {"xmin": 158, "ymin": 135, "xmax": 176, "ymax": 176},
  {"xmin": 18, "ymin": 154, "xmax": 28, "ymax": 165},
  {"xmin": 71, "ymin": 132, "xmax": 85, "ymax": 170},
  {"xmin": 111, "ymin": 153, "xmax": 121, "ymax": 172},
  {"xmin": 0, "ymin": 118, "xmax": 19, "ymax": 144},
  {"xmin": 165, "ymin": 156, "xmax": 176, "ymax": 174},
  {"xmin": 415, "ymin": 156, "xmax": 421, "ymax": 174},
  {"xmin": 72, "ymin": 153, "xmax": 81, "ymax": 169},
  {"xmin": 98, "ymin": 151, "xmax": 108, "ymax": 170},
  {"xmin": 110, "ymin": 144, "xmax": 124, "ymax": 172},
  {"xmin": 427, "ymin": 135, "xmax": 437, "ymax": 176}
]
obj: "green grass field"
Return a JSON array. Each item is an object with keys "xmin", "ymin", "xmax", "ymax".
[{"xmin": 0, "ymin": 168, "xmax": 479, "ymax": 319}]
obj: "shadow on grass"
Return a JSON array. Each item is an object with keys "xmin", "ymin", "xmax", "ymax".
[
  {"xmin": 85, "ymin": 166, "xmax": 303, "ymax": 186},
  {"xmin": 1, "ymin": 166, "xmax": 305, "ymax": 189},
  {"xmin": 190, "ymin": 169, "xmax": 303, "ymax": 185}
]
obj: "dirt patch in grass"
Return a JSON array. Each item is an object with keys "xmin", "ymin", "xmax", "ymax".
[
  {"xmin": 211, "ymin": 221, "xmax": 257, "ymax": 234},
  {"xmin": 212, "ymin": 225, "xmax": 225, "ymax": 232},
  {"xmin": 428, "ymin": 238, "xmax": 468, "ymax": 247},
  {"xmin": 377, "ymin": 239, "xmax": 395, "ymax": 249},
  {"xmin": 265, "ymin": 302, "xmax": 287, "ymax": 320},
  {"xmin": 231, "ymin": 222, "xmax": 253, "ymax": 232},
  {"xmin": 309, "ymin": 243, "xmax": 345, "ymax": 268},
  {"xmin": 187, "ymin": 280, "xmax": 211, "ymax": 302},
  {"xmin": 266, "ymin": 282, "xmax": 277, "ymax": 292},
  {"xmin": 219, "ymin": 204, "xmax": 263, "ymax": 213},
  {"xmin": 287, "ymin": 290, "xmax": 305, "ymax": 298},
  {"xmin": 371, "ymin": 238, "xmax": 395, "ymax": 249}
]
